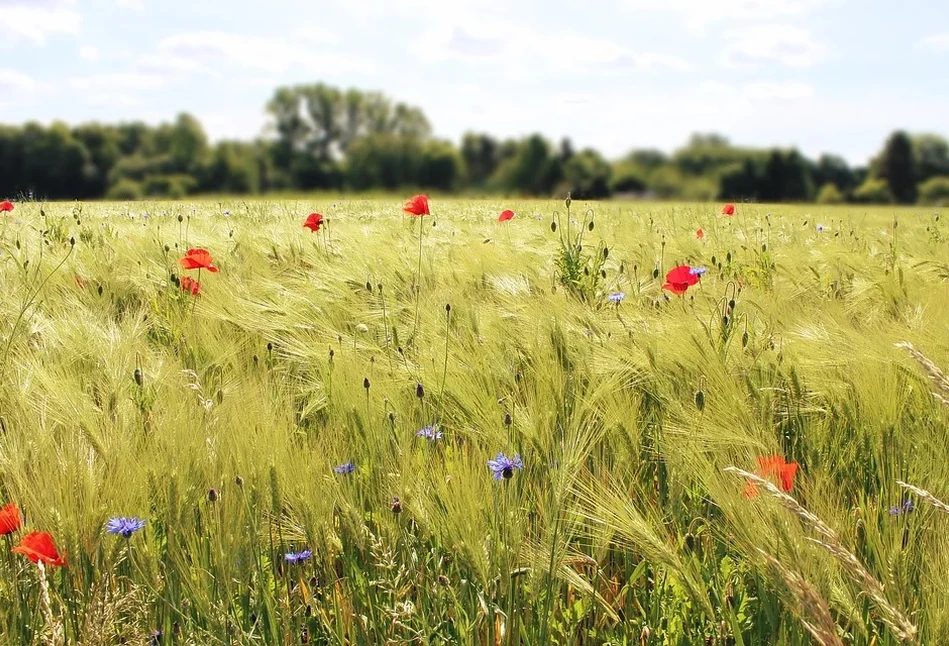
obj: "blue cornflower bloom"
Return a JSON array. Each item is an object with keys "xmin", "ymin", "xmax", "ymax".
[
  {"xmin": 416, "ymin": 425, "xmax": 443, "ymax": 442},
  {"xmin": 487, "ymin": 452, "xmax": 524, "ymax": 480},
  {"xmin": 284, "ymin": 549, "xmax": 313, "ymax": 564},
  {"xmin": 888, "ymin": 500, "xmax": 915, "ymax": 516},
  {"xmin": 333, "ymin": 462, "xmax": 356, "ymax": 475},
  {"xmin": 105, "ymin": 517, "xmax": 147, "ymax": 538},
  {"xmin": 816, "ymin": 224, "xmax": 826, "ymax": 233},
  {"xmin": 608, "ymin": 292, "xmax": 626, "ymax": 304},
  {"xmin": 689, "ymin": 266, "xmax": 708, "ymax": 276}
]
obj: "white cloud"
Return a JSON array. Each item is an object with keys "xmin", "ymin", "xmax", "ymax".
[
  {"xmin": 68, "ymin": 72, "xmax": 167, "ymax": 92},
  {"xmin": 625, "ymin": 0, "xmax": 832, "ymax": 32},
  {"xmin": 700, "ymin": 80, "xmax": 814, "ymax": 102},
  {"xmin": 79, "ymin": 45, "xmax": 99, "ymax": 61},
  {"xmin": 157, "ymin": 29, "xmax": 351, "ymax": 74},
  {"xmin": 115, "ymin": 0, "xmax": 144, "ymax": 9},
  {"xmin": 1, "ymin": 0, "xmax": 81, "ymax": 45},
  {"xmin": 414, "ymin": 21, "xmax": 691, "ymax": 78},
  {"xmin": 0, "ymin": 68, "xmax": 38, "ymax": 94},
  {"xmin": 719, "ymin": 25, "xmax": 828, "ymax": 68},
  {"xmin": 920, "ymin": 33, "xmax": 949, "ymax": 51}
]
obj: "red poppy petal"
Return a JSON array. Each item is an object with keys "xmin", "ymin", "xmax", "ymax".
[{"xmin": 498, "ymin": 210, "xmax": 514, "ymax": 222}]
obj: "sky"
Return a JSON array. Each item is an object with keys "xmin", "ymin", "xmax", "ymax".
[{"xmin": 2, "ymin": 0, "xmax": 948, "ymax": 165}]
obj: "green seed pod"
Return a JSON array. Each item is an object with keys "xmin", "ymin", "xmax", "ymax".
[
  {"xmin": 710, "ymin": 255, "xmax": 717, "ymax": 265},
  {"xmin": 694, "ymin": 390, "xmax": 705, "ymax": 411},
  {"xmin": 550, "ymin": 221, "xmax": 557, "ymax": 232},
  {"xmin": 652, "ymin": 268, "xmax": 660, "ymax": 279},
  {"xmin": 588, "ymin": 220, "xmax": 595, "ymax": 231},
  {"xmin": 723, "ymin": 315, "xmax": 729, "ymax": 328},
  {"xmin": 134, "ymin": 368, "xmax": 143, "ymax": 387},
  {"xmin": 761, "ymin": 243, "xmax": 767, "ymax": 252},
  {"xmin": 602, "ymin": 246, "xmax": 609, "ymax": 259},
  {"xmin": 726, "ymin": 251, "xmax": 732, "ymax": 263},
  {"xmin": 728, "ymin": 299, "xmax": 736, "ymax": 310},
  {"xmin": 742, "ymin": 331, "xmax": 749, "ymax": 348}
]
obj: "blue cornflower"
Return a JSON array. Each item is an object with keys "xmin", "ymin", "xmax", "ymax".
[
  {"xmin": 816, "ymin": 224, "xmax": 826, "ymax": 233},
  {"xmin": 487, "ymin": 452, "xmax": 524, "ymax": 480},
  {"xmin": 105, "ymin": 517, "xmax": 147, "ymax": 538},
  {"xmin": 416, "ymin": 425, "xmax": 443, "ymax": 442},
  {"xmin": 333, "ymin": 462, "xmax": 356, "ymax": 475},
  {"xmin": 284, "ymin": 549, "xmax": 313, "ymax": 564},
  {"xmin": 689, "ymin": 266, "xmax": 708, "ymax": 276},
  {"xmin": 608, "ymin": 292, "xmax": 626, "ymax": 304},
  {"xmin": 888, "ymin": 500, "xmax": 915, "ymax": 516}
]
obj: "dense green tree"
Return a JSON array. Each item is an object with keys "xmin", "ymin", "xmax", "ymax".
[
  {"xmin": 816, "ymin": 183, "xmax": 845, "ymax": 204},
  {"xmin": 460, "ymin": 132, "xmax": 500, "ymax": 188},
  {"xmin": 912, "ymin": 134, "xmax": 949, "ymax": 183},
  {"xmin": 202, "ymin": 141, "xmax": 261, "ymax": 194},
  {"xmin": 489, "ymin": 134, "xmax": 561, "ymax": 196},
  {"xmin": 813, "ymin": 154, "xmax": 856, "ymax": 194},
  {"xmin": 917, "ymin": 176, "xmax": 949, "ymax": 204},
  {"xmin": 875, "ymin": 131, "xmax": 917, "ymax": 204},
  {"xmin": 561, "ymin": 148, "xmax": 612, "ymax": 199},
  {"xmin": 418, "ymin": 140, "xmax": 465, "ymax": 191}
]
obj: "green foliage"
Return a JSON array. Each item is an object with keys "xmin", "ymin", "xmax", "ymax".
[
  {"xmin": 917, "ymin": 176, "xmax": 949, "ymax": 204},
  {"xmin": 876, "ymin": 131, "xmax": 917, "ymax": 204},
  {"xmin": 853, "ymin": 177, "xmax": 893, "ymax": 203},
  {"xmin": 560, "ymin": 148, "xmax": 612, "ymax": 199},
  {"xmin": 105, "ymin": 178, "xmax": 143, "ymax": 200},
  {"xmin": 816, "ymin": 182, "xmax": 845, "ymax": 204},
  {"xmin": 550, "ymin": 196, "xmax": 606, "ymax": 301}
]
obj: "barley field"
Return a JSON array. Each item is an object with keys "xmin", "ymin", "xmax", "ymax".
[{"xmin": 1, "ymin": 197, "xmax": 948, "ymax": 645}]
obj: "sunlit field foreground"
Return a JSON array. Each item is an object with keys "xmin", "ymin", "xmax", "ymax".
[{"xmin": 2, "ymin": 197, "xmax": 949, "ymax": 645}]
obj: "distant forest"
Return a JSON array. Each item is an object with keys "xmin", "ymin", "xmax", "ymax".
[{"xmin": 2, "ymin": 82, "xmax": 948, "ymax": 204}]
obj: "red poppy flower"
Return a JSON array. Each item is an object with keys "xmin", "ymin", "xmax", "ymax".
[
  {"xmin": 498, "ymin": 209, "xmax": 514, "ymax": 223},
  {"xmin": 303, "ymin": 213, "xmax": 323, "ymax": 232},
  {"xmin": 179, "ymin": 248, "xmax": 218, "ymax": 273},
  {"xmin": 696, "ymin": 228, "xmax": 704, "ymax": 240},
  {"xmin": 0, "ymin": 200, "xmax": 13, "ymax": 212},
  {"xmin": 722, "ymin": 203, "xmax": 735, "ymax": 216},
  {"xmin": 12, "ymin": 531, "xmax": 67, "ymax": 567},
  {"xmin": 745, "ymin": 455, "xmax": 799, "ymax": 498},
  {"xmin": 661, "ymin": 265, "xmax": 700, "ymax": 295},
  {"xmin": 0, "ymin": 502, "xmax": 22, "ymax": 536},
  {"xmin": 403, "ymin": 195, "xmax": 430, "ymax": 217},
  {"xmin": 180, "ymin": 276, "xmax": 200, "ymax": 296}
]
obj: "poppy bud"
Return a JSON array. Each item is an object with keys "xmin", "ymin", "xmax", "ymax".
[
  {"xmin": 267, "ymin": 342, "xmax": 273, "ymax": 353},
  {"xmin": 377, "ymin": 283, "xmax": 383, "ymax": 293},
  {"xmin": 253, "ymin": 354, "xmax": 259, "ymax": 365},
  {"xmin": 602, "ymin": 246, "xmax": 609, "ymax": 259},
  {"xmin": 694, "ymin": 390, "xmax": 705, "ymax": 411},
  {"xmin": 652, "ymin": 268, "xmax": 659, "ymax": 279},
  {"xmin": 600, "ymin": 269, "xmax": 606, "ymax": 279},
  {"xmin": 893, "ymin": 220, "xmax": 898, "ymax": 229},
  {"xmin": 711, "ymin": 255, "xmax": 716, "ymax": 265},
  {"xmin": 363, "ymin": 377, "xmax": 370, "ymax": 390},
  {"xmin": 70, "ymin": 237, "xmax": 75, "ymax": 246},
  {"xmin": 365, "ymin": 281, "xmax": 372, "ymax": 292},
  {"xmin": 177, "ymin": 214, "xmax": 183, "ymax": 223},
  {"xmin": 728, "ymin": 299, "xmax": 736, "ymax": 311},
  {"xmin": 550, "ymin": 221, "xmax": 557, "ymax": 233},
  {"xmin": 388, "ymin": 411, "xmax": 394, "ymax": 423},
  {"xmin": 619, "ymin": 263, "xmax": 625, "ymax": 274},
  {"xmin": 742, "ymin": 331, "xmax": 749, "ymax": 348},
  {"xmin": 722, "ymin": 315, "xmax": 729, "ymax": 328},
  {"xmin": 726, "ymin": 252, "xmax": 732, "ymax": 263},
  {"xmin": 164, "ymin": 244, "xmax": 170, "ymax": 252},
  {"xmin": 391, "ymin": 497, "xmax": 402, "ymax": 514},
  {"xmin": 328, "ymin": 348, "xmax": 334, "ymax": 360},
  {"xmin": 588, "ymin": 220, "xmax": 594, "ymax": 231},
  {"xmin": 762, "ymin": 243, "xmax": 767, "ymax": 252},
  {"xmin": 216, "ymin": 389, "xmax": 223, "ymax": 404},
  {"xmin": 504, "ymin": 412, "xmax": 512, "ymax": 426},
  {"xmin": 134, "ymin": 368, "xmax": 143, "ymax": 387},
  {"xmin": 445, "ymin": 303, "xmax": 451, "ymax": 313},
  {"xmin": 416, "ymin": 383, "xmax": 425, "ymax": 399},
  {"xmin": 235, "ymin": 475, "xmax": 244, "ymax": 486},
  {"xmin": 584, "ymin": 266, "xmax": 589, "ymax": 276},
  {"xmin": 565, "ymin": 194, "xmax": 572, "ymax": 208},
  {"xmin": 208, "ymin": 488, "xmax": 218, "ymax": 502}
]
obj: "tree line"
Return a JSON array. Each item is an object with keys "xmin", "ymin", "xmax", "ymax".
[{"xmin": 2, "ymin": 82, "xmax": 949, "ymax": 204}]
